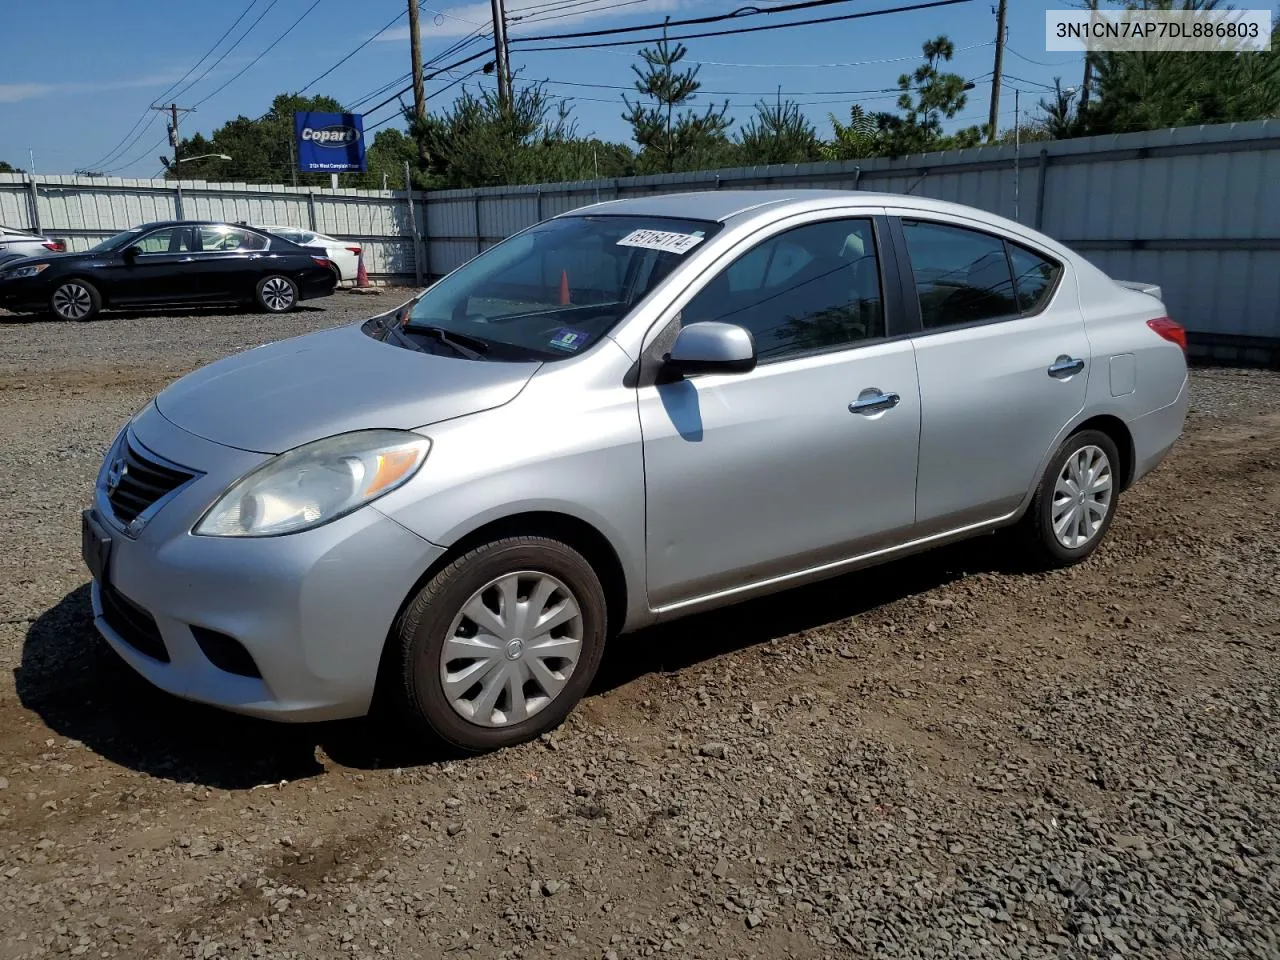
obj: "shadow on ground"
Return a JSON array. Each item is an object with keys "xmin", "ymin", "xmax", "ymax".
[{"xmin": 17, "ymin": 535, "xmax": 1022, "ymax": 787}]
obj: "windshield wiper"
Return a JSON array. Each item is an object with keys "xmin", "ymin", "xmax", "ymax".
[{"xmin": 410, "ymin": 324, "xmax": 491, "ymax": 360}]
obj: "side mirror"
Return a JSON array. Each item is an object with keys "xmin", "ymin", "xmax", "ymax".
[
  {"xmin": 664, "ymin": 321, "xmax": 757, "ymax": 377},
  {"xmin": 123, "ymin": 245, "xmax": 142, "ymax": 261}
]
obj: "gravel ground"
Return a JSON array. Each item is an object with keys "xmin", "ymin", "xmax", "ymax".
[{"xmin": 1, "ymin": 296, "xmax": 1278, "ymax": 960}]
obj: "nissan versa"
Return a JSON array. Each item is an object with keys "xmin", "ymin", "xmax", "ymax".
[{"xmin": 82, "ymin": 190, "xmax": 1189, "ymax": 752}]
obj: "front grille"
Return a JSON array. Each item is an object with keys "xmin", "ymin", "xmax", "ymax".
[
  {"xmin": 100, "ymin": 581, "xmax": 170, "ymax": 663},
  {"xmin": 107, "ymin": 435, "xmax": 194, "ymax": 526}
]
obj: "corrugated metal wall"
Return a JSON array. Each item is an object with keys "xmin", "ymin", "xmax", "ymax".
[{"xmin": 4, "ymin": 119, "xmax": 1279, "ymax": 339}]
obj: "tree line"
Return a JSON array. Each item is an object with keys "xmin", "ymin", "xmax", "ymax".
[{"xmin": 23, "ymin": 0, "xmax": 1276, "ymax": 190}]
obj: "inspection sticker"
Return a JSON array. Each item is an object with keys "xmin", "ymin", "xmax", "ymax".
[
  {"xmin": 549, "ymin": 328, "xmax": 589, "ymax": 352},
  {"xmin": 617, "ymin": 229, "xmax": 705, "ymax": 255}
]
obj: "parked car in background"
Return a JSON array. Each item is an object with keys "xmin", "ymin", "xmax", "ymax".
[
  {"xmin": 255, "ymin": 225, "xmax": 361, "ymax": 283},
  {"xmin": 0, "ymin": 224, "xmax": 67, "ymax": 258},
  {"xmin": 0, "ymin": 220, "xmax": 336, "ymax": 321},
  {"xmin": 81, "ymin": 190, "xmax": 1188, "ymax": 753}
]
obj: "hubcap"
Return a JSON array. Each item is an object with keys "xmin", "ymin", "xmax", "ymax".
[
  {"xmin": 262, "ymin": 277, "xmax": 294, "ymax": 311},
  {"xmin": 1051, "ymin": 444, "xmax": 1113, "ymax": 549},
  {"xmin": 440, "ymin": 571, "xmax": 583, "ymax": 728},
  {"xmin": 53, "ymin": 283, "xmax": 91, "ymax": 320}
]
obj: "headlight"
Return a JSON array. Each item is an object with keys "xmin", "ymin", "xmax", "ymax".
[
  {"xmin": 194, "ymin": 430, "xmax": 430, "ymax": 538},
  {"xmin": 5, "ymin": 263, "xmax": 50, "ymax": 279}
]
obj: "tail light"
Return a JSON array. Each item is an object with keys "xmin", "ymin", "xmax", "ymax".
[
  {"xmin": 1147, "ymin": 316, "xmax": 1186, "ymax": 352},
  {"xmin": 42, "ymin": 240, "xmax": 66, "ymax": 252},
  {"xmin": 346, "ymin": 246, "xmax": 362, "ymax": 256},
  {"xmin": 312, "ymin": 256, "xmax": 336, "ymax": 270}
]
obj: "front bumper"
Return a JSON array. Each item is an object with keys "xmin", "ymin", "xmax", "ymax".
[
  {"xmin": 86, "ymin": 404, "xmax": 445, "ymax": 721},
  {"xmin": 0, "ymin": 276, "xmax": 48, "ymax": 312}
]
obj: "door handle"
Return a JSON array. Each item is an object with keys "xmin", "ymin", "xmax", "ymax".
[
  {"xmin": 849, "ymin": 389, "xmax": 900, "ymax": 415},
  {"xmin": 1048, "ymin": 355, "xmax": 1085, "ymax": 378}
]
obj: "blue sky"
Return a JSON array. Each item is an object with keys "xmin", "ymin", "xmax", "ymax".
[{"xmin": 0, "ymin": 0, "xmax": 1085, "ymax": 178}]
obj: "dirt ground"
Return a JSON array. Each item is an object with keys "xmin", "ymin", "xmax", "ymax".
[{"xmin": 1, "ymin": 297, "xmax": 1278, "ymax": 960}]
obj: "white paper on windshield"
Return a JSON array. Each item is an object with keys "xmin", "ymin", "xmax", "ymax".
[{"xmin": 616, "ymin": 229, "xmax": 705, "ymax": 255}]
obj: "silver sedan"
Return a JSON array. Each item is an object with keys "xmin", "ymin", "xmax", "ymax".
[{"xmin": 82, "ymin": 190, "xmax": 1189, "ymax": 752}]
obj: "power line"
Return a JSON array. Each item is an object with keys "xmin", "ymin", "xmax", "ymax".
[
  {"xmin": 192, "ymin": 0, "xmax": 324, "ymax": 107},
  {"xmin": 82, "ymin": 0, "xmax": 260, "ymax": 171},
  {"xmin": 169, "ymin": 0, "xmax": 282, "ymax": 104},
  {"xmin": 296, "ymin": 7, "xmax": 409, "ymax": 96},
  {"xmin": 513, "ymin": 0, "xmax": 880, "ymax": 42},
  {"xmin": 357, "ymin": 0, "xmax": 973, "ymax": 121},
  {"xmin": 98, "ymin": 0, "xmax": 282, "ymax": 172},
  {"xmin": 512, "ymin": 0, "xmax": 656, "ymax": 25},
  {"xmin": 1006, "ymin": 45, "xmax": 1078, "ymax": 68},
  {"xmin": 513, "ymin": 0, "xmax": 975, "ymax": 52},
  {"xmin": 151, "ymin": 0, "xmax": 263, "ymax": 106}
]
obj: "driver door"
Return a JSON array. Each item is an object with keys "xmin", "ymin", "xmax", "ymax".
[
  {"xmin": 637, "ymin": 215, "xmax": 921, "ymax": 611},
  {"xmin": 108, "ymin": 226, "xmax": 195, "ymax": 303}
]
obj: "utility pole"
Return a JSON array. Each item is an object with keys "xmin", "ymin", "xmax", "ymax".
[
  {"xmin": 987, "ymin": 0, "xmax": 1007, "ymax": 143},
  {"xmin": 408, "ymin": 0, "xmax": 426, "ymax": 122},
  {"xmin": 489, "ymin": 0, "xmax": 513, "ymax": 109},
  {"xmin": 1078, "ymin": 0, "xmax": 1099, "ymax": 122},
  {"xmin": 152, "ymin": 103, "xmax": 196, "ymax": 168}
]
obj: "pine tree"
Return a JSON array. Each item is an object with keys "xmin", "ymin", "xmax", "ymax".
[{"xmin": 622, "ymin": 23, "xmax": 732, "ymax": 173}]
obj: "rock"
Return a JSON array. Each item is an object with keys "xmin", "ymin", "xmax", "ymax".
[
  {"xmin": 699, "ymin": 743, "xmax": 730, "ymax": 760},
  {"xmin": 541, "ymin": 880, "xmax": 562, "ymax": 897}
]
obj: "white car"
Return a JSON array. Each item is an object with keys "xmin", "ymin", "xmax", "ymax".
[{"xmin": 255, "ymin": 225, "xmax": 361, "ymax": 284}]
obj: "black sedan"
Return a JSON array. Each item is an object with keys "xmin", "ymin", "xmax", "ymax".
[{"xmin": 0, "ymin": 221, "xmax": 338, "ymax": 321}]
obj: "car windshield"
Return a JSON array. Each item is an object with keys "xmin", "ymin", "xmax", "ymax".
[
  {"xmin": 403, "ymin": 215, "xmax": 721, "ymax": 361},
  {"xmin": 90, "ymin": 228, "xmax": 144, "ymax": 252}
]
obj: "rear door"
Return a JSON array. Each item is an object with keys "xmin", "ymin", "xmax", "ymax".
[
  {"xmin": 192, "ymin": 225, "xmax": 272, "ymax": 300},
  {"xmin": 888, "ymin": 212, "xmax": 1088, "ymax": 534}
]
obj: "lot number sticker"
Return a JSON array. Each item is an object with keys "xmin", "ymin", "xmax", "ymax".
[{"xmin": 617, "ymin": 229, "xmax": 705, "ymax": 255}]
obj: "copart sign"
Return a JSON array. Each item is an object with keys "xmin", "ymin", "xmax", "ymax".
[{"xmin": 294, "ymin": 111, "xmax": 367, "ymax": 173}]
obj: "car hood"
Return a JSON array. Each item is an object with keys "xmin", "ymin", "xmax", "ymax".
[{"xmin": 154, "ymin": 323, "xmax": 541, "ymax": 454}]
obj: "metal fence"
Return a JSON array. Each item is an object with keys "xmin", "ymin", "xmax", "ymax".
[{"xmin": 4, "ymin": 118, "xmax": 1280, "ymax": 351}]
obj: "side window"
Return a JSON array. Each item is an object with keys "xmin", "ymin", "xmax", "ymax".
[
  {"xmin": 681, "ymin": 218, "xmax": 884, "ymax": 363},
  {"xmin": 134, "ymin": 227, "xmax": 191, "ymax": 254},
  {"xmin": 901, "ymin": 220, "xmax": 1018, "ymax": 329},
  {"xmin": 198, "ymin": 226, "xmax": 268, "ymax": 251},
  {"xmin": 1008, "ymin": 242, "xmax": 1061, "ymax": 313}
]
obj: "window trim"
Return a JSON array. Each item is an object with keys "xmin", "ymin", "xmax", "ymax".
[
  {"xmin": 674, "ymin": 214, "xmax": 902, "ymax": 370},
  {"xmin": 892, "ymin": 215, "xmax": 1065, "ymax": 337}
]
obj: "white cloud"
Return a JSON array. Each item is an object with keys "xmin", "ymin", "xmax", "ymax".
[
  {"xmin": 378, "ymin": 0, "xmax": 686, "ymax": 41},
  {"xmin": 0, "ymin": 73, "xmax": 188, "ymax": 104}
]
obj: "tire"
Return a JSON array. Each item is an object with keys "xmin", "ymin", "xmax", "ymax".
[
  {"xmin": 393, "ymin": 536, "xmax": 608, "ymax": 753},
  {"xmin": 255, "ymin": 274, "xmax": 298, "ymax": 313},
  {"xmin": 50, "ymin": 279, "xmax": 102, "ymax": 321},
  {"xmin": 1019, "ymin": 428, "xmax": 1122, "ymax": 569}
]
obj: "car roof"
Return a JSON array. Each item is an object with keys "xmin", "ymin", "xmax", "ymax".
[
  {"xmin": 559, "ymin": 188, "xmax": 1006, "ymax": 227},
  {"xmin": 127, "ymin": 220, "xmax": 275, "ymax": 232}
]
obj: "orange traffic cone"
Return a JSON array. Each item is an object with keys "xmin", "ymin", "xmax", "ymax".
[
  {"xmin": 558, "ymin": 269, "xmax": 570, "ymax": 305},
  {"xmin": 356, "ymin": 249, "xmax": 371, "ymax": 288}
]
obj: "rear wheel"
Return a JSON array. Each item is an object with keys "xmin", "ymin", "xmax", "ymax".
[
  {"xmin": 50, "ymin": 279, "xmax": 101, "ymax": 321},
  {"xmin": 392, "ymin": 536, "xmax": 607, "ymax": 753},
  {"xmin": 1019, "ymin": 428, "xmax": 1121, "ymax": 568},
  {"xmin": 255, "ymin": 275, "xmax": 298, "ymax": 313}
]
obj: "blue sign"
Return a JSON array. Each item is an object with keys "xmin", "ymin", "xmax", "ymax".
[{"xmin": 294, "ymin": 111, "xmax": 366, "ymax": 173}]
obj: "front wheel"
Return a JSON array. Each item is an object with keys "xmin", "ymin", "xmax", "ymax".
[
  {"xmin": 392, "ymin": 536, "xmax": 607, "ymax": 753},
  {"xmin": 255, "ymin": 275, "xmax": 298, "ymax": 313},
  {"xmin": 1019, "ymin": 428, "xmax": 1121, "ymax": 568},
  {"xmin": 50, "ymin": 279, "xmax": 102, "ymax": 321}
]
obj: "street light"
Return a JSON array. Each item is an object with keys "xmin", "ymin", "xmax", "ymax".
[{"xmin": 174, "ymin": 154, "xmax": 232, "ymax": 163}]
